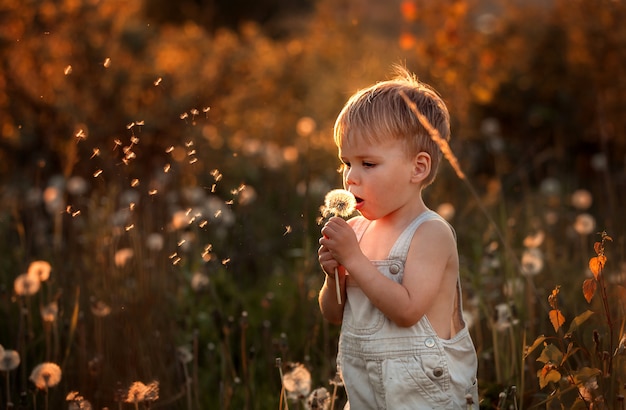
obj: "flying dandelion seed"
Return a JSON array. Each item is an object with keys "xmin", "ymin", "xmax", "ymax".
[
  {"xmin": 94, "ymin": 170, "xmax": 103, "ymax": 178},
  {"xmin": 202, "ymin": 107, "xmax": 211, "ymax": 117},
  {"xmin": 72, "ymin": 210, "xmax": 81, "ymax": 217},
  {"xmin": 129, "ymin": 202, "xmax": 136, "ymax": 211},
  {"xmin": 222, "ymin": 258, "xmax": 230, "ymax": 265},
  {"xmin": 148, "ymin": 189, "xmax": 158, "ymax": 195},
  {"xmin": 64, "ymin": 65, "xmax": 72, "ymax": 75},
  {"xmin": 166, "ymin": 146, "xmax": 174, "ymax": 153},
  {"xmin": 164, "ymin": 164, "xmax": 171, "ymax": 172},
  {"xmin": 322, "ymin": 189, "xmax": 356, "ymax": 218},
  {"xmin": 172, "ymin": 257, "xmax": 181, "ymax": 265},
  {"xmin": 90, "ymin": 148, "xmax": 100, "ymax": 158},
  {"xmin": 210, "ymin": 169, "xmax": 222, "ymax": 181},
  {"xmin": 113, "ymin": 139, "xmax": 123, "ymax": 149},
  {"xmin": 154, "ymin": 77, "xmax": 162, "ymax": 86},
  {"xmin": 187, "ymin": 149, "xmax": 196, "ymax": 156},
  {"xmin": 180, "ymin": 112, "xmax": 188, "ymax": 120},
  {"xmin": 103, "ymin": 57, "xmax": 111, "ymax": 67},
  {"xmin": 284, "ymin": 225, "xmax": 292, "ymax": 235},
  {"xmin": 75, "ymin": 129, "xmax": 86, "ymax": 142},
  {"xmin": 225, "ymin": 200, "xmax": 234, "ymax": 205},
  {"xmin": 126, "ymin": 122, "xmax": 135, "ymax": 130},
  {"xmin": 211, "ymin": 184, "xmax": 216, "ymax": 192},
  {"xmin": 177, "ymin": 239, "xmax": 186, "ymax": 247},
  {"xmin": 131, "ymin": 179, "xmax": 139, "ymax": 187},
  {"xmin": 214, "ymin": 210, "xmax": 222, "ymax": 218},
  {"xmin": 189, "ymin": 158, "xmax": 198, "ymax": 164},
  {"xmin": 125, "ymin": 224, "xmax": 134, "ymax": 231},
  {"xmin": 169, "ymin": 253, "xmax": 178, "ymax": 260},
  {"xmin": 199, "ymin": 220, "xmax": 208, "ymax": 228}
]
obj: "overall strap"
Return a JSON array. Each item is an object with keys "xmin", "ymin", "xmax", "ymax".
[{"xmin": 387, "ymin": 210, "xmax": 449, "ymax": 261}]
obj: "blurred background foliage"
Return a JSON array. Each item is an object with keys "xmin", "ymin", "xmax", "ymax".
[{"xmin": 0, "ymin": 0, "xmax": 625, "ymax": 408}]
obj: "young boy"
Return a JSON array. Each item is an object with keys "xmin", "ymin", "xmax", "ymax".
[{"xmin": 318, "ymin": 66, "xmax": 478, "ymax": 409}]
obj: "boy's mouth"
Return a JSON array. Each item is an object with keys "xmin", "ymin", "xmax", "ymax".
[{"xmin": 354, "ymin": 196, "xmax": 364, "ymax": 208}]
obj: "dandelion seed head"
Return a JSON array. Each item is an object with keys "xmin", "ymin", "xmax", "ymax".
[
  {"xmin": 191, "ymin": 272, "xmax": 210, "ymax": 292},
  {"xmin": 114, "ymin": 248, "xmax": 134, "ymax": 267},
  {"xmin": 14, "ymin": 273, "xmax": 41, "ymax": 296},
  {"xmin": 523, "ymin": 230, "xmax": 545, "ymax": 248},
  {"xmin": 571, "ymin": 189, "xmax": 593, "ymax": 210},
  {"xmin": 574, "ymin": 213, "xmax": 596, "ymax": 235},
  {"xmin": 41, "ymin": 301, "xmax": 58, "ymax": 322},
  {"xmin": 176, "ymin": 346, "xmax": 193, "ymax": 364},
  {"xmin": 29, "ymin": 362, "xmax": 62, "ymax": 390},
  {"xmin": 67, "ymin": 176, "xmax": 89, "ymax": 195},
  {"xmin": 0, "ymin": 349, "xmax": 20, "ymax": 371},
  {"xmin": 282, "ymin": 362, "xmax": 312, "ymax": 401},
  {"xmin": 27, "ymin": 260, "xmax": 51, "ymax": 282},
  {"xmin": 90, "ymin": 300, "xmax": 111, "ymax": 317},
  {"xmin": 306, "ymin": 387, "xmax": 330, "ymax": 410},
  {"xmin": 520, "ymin": 248, "xmax": 544, "ymax": 276},
  {"xmin": 436, "ymin": 202, "xmax": 455, "ymax": 221},
  {"xmin": 322, "ymin": 189, "xmax": 356, "ymax": 218}
]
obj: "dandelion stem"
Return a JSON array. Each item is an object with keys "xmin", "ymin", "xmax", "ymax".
[{"xmin": 333, "ymin": 268, "xmax": 342, "ymax": 305}]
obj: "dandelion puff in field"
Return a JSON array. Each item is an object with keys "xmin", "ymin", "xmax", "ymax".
[
  {"xmin": 0, "ymin": 349, "xmax": 20, "ymax": 371},
  {"xmin": 322, "ymin": 189, "xmax": 356, "ymax": 219},
  {"xmin": 66, "ymin": 391, "xmax": 93, "ymax": 410},
  {"xmin": 282, "ymin": 362, "xmax": 312, "ymax": 401},
  {"xmin": 29, "ymin": 362, "xmax": 62, "ymax": 390},
  {"xmin": 574, "ymin": 213, "xmax": 596, "ymax": 235},
  {"xmin": 571, "ymin": 189, "xmax": 593, "ymax": 210},
  {"xmin": 520, "ymin": 248, "xmax": 544, "ymax": 277},
  {"xmin": 125, "ymin": 380, "xmax": 159, "ymax": 404},
  {"xmin": 40, "ymin": 301, "xmax": 58, "ymax": 322},
  {"xmin": 190, "ymin": 272, "xmax": 210, "ymax": 292},
  {"xmin": 27, "ymin": 260, "xmax": 51, "ymax": 282},
  {"xmin": 14, "ymin": 273, "xmax": 41, "ymax": 296},
  {"xmin": 306, "ymin": 387, "xmax": 330, "ymax": 410}
]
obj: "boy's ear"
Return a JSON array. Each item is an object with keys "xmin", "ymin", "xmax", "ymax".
[{"xmin": 411, "ymin": 152, "xmax": 431, "ymax": 183}]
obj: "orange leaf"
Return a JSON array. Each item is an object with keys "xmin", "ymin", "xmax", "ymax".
[
  {"xmin": 582, "ymin": 278, "xmax": 596, "ymax": 303},
  {"xmin": 589, "ymin": 255, "xmax": 606, "ymax": 279},
  {"xmin": 593, "ymin": 241, "xmax": 602, "ymax": 255},
  {"xmin": 549, "ymin": 309, "xmax": 565, "ymax": 332}
]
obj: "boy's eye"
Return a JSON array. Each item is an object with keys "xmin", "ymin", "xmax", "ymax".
[{"xmin": 363, "ymin": 162, "xmax": 375, "ymax": 167}]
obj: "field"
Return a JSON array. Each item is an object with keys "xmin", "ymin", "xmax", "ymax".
[{"xmin": 1, "ymin": 0, "xmax": 625, "ymax": 408}]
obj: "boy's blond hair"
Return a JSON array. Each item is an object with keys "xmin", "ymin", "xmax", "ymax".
[{"xmin": 333, "ymin": 66, "xmax": 450, "ymax": 187}]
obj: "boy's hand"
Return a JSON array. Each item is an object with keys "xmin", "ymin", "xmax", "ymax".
[{"xmin": 319, "ymin": 217, "xmax": 360, "ymax": 267}]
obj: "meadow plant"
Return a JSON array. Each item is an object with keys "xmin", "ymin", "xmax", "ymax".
[{"xmin": 524, "ymin": 231, "xmax": 625, "ymax": 409}]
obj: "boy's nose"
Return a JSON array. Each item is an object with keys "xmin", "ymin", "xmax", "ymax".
[{"xmin": 344, "ymin": 168, "xmax": 358, "ymax": 185}]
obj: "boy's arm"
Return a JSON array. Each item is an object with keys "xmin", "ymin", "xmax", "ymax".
[
  {"xmin": 318, "ymin": 270, "xmax": 345, "ymax": 324},
  {"xmin": 320, "ymin": 217, "xmax": 454, "ymax": 328}
]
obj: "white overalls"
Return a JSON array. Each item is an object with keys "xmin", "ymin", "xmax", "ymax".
[{"xmin": 337, "ymin": 210, "xmax": 478, "ymax": 409}]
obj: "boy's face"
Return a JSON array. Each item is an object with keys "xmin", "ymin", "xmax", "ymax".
[{"xmin": 338, "ymin": 137, "xmax": 422, "ymax": 221}]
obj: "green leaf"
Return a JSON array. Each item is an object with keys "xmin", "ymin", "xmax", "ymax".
[
  {"xmin": 567, "ymin": 310, "xmax": 594, "ymax": 334},
  {"xmin": 537, "ymin": 343, "xmax": 563, "ymax": 365},
  {"xmin": 572, "ymin": 367, "xmax": 601, "ymax": 385},
  {"xmin": 525, "ymin": 335, "xmax": 546, "ymax": 359}
]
